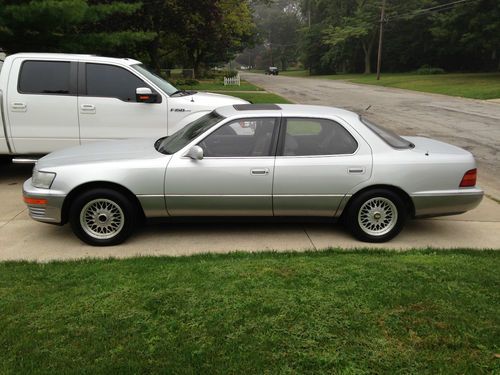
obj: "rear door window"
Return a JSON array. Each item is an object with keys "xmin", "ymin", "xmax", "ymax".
[
  {"xmin": 282, "ymin": 118, "xmax": 358, "ymax": 156},
  {"xmin": 18, "ymin": 61, "xmax": 71, "ymax": 95},
  {"xmin": 85, "ymin": 63, "xmax": 151, "ymax": 102}
]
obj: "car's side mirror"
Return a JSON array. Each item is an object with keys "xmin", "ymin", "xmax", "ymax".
[
  {"xmin": 136, "ymin": 87, "xmax": 158, "ymax": 103},
  {"xmin": 185, "ymin": 145, "xmax": 204, "ymax": 160}
]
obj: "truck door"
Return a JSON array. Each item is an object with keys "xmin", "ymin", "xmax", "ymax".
[
  {"xmin": 78, "ymin": 63, "xmax": 168, "ymax": 143},
  {"xmin": 6, "ymin": 58, "xmax": 79, "ymax": 154}
]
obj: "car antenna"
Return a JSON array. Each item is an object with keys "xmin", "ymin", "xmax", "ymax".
[{"xmin": 365, "ymin": 105, "xmax": 372, "ymax": 111}]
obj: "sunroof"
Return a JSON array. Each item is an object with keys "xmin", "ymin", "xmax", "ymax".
[{"xmin": 233, "ymin": 104, "xmax": 281, "ymax": 111}]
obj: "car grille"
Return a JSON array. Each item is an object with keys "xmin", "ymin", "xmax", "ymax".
[{"xmin": 28, "ymin": 206, "xmax": 46, "ymax": 219}]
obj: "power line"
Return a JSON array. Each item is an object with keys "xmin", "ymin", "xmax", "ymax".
[{"xmin": 390, "ymin": 0, "xmax": 479, "ymax": 21}]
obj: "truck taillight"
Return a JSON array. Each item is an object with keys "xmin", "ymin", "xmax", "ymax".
[{"xmin": 459, "ymin": 168, "xmax": 477, "ymax": 187}]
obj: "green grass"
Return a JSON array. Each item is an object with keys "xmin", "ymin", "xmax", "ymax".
[
  {"xmin": 279, "ymin": 71, "xmax": 500, "ymax": 100},
  {"xmin": 178, "ymin": 79, "xmax": 264, "ymax": 92},
  {"xmin": 1, "ymin": 249, "xmax": 499, "ymax": 374},
  {"xmin": 228, "ymin": 91, "xmax": 293, "ymax": 104}
]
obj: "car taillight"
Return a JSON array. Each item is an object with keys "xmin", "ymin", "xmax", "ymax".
[{"xmin": 459, "ymin": 168, "xmax": 477, "ymax": 187}]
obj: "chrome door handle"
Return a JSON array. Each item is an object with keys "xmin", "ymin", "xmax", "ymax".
[
  {"xmin": 348, "ymin": 167, "xmax": 365, "ymax": 174},
  {"xmin": 11, "ymin": 102, "xmax": 27, "ymax": 112},
  {"xmin": 251, "ymin": 168, "xmax": 269, "ymax": 176},
  {"xmin": 80, "ymin": 104, "xmax": 96, "ymax": 114}
]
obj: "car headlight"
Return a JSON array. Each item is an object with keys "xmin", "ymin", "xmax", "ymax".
[{"xmin": 32, "ymin": 169, "xmax": 56, "ymax": 189}]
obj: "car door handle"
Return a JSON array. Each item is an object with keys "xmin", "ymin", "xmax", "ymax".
[
  {"xmin": 80, "ymin": 104, "xmax": 96, "ymax": 114},
  {"xmin": 251, "ymin": 168, "xmax": 269, "ymax": 176},
  {"xmin": 348, "ymin": 167, "xmax": 365, "ymax": 174},
  {"xmin": 11, "ymin": 102, "xmax": 27, "ymax": 112}
]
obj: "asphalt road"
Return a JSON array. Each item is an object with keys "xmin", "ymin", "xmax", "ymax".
[{"xmin": 242, "ymin": 72, "xmax": 500, "ymax": 199}]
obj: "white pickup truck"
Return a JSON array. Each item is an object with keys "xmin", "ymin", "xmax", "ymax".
[{"xmin": 0, "ymin": 53, "xmax": 247, "ymax": 161}]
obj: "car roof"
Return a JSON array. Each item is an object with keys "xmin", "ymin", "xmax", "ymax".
[
  {"xmin": 216, "ymin": 104, "xmax": 360, "ymax": 122},
  {"xmin": 8, "ymin": 53, "xmax": 141, "ymax": 66}
]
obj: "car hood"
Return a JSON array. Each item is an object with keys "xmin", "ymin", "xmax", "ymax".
[
  {"xmin": 175, "ymin": 91, "xmax": 248, "ymax": 105},
  {"xmin": 36, "ymin": 138, "xmax": 167, "ymax": 170}
]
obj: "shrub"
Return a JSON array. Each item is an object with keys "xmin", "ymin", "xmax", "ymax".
[
  {"xmin": 222, "ymin": 70, "xmax": 238, "ymax": 78},
  {"xmin": 416, "ymin": 65, "xmax": 445, "ymax": 74}
]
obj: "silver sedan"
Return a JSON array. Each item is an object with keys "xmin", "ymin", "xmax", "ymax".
[{"xmin": 23, "ymin": 104, "xmax": 483, "ymax": 246}]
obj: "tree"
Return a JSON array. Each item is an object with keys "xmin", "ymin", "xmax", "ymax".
[{"xmin": 0, "ymin": 0, "xmax": 153, "ymax": 56}]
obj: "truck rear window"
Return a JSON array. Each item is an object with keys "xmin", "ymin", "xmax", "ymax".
[
  {"xmin": 361, "ymin": 117, "xmax": 414, "ymax": 149},
  {"xmin": 18, "ymin": 61, "xmax": 71, "ymax": 95}
]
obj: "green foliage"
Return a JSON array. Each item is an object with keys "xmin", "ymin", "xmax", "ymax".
[
  {"xmin": 222, "ymin": 69, "xmax": 239, "ymax": 78},
  {"xmin": 0, "ymin": 250, "xmax": 498, "ymax": 373},
  {"xmin": 415, "ymin": 65, "xmax": 445, "ymax": 75},
  {"xmin": 0, "ymin": 0, "xmax": 257, "ymax": 74}
]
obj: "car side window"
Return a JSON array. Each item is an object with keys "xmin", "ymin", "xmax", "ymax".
[
  {"xmin": 18, "ymin": 61, "xmax": 71, "ymax": 95},
  {"xmin": 85, "ymin": 63, "xmax": 152, "ymax": 102},
  {"xmin": 199, "ymin": 118, "xmax": 279, "ymax": 157},
  {"xmin": 283, "ymin": 118, "xmax": 358, "ymax": 156}
]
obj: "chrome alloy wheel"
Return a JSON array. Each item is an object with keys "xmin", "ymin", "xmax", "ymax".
[
  {"xmin": 357, "ymin": 197, "xmax": 398, "ymax": 236},
  {"xmin": 80, "ymin": 199, "xmax": 125, "ymax": 240}
]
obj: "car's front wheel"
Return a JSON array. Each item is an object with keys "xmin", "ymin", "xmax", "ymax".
[
  {"xmin": 69, "ymin": 188, "xmax": 137, "ymax": 246},
  {"xmin": 345, "ymin": 189, "xmax": 407, "ymax": 242}
]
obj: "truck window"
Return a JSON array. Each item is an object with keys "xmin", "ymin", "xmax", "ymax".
[
  {"xmin": 18, "ymin": 61, "xmax": 71, "ymax": 95},
  {"xmin": 85, "ymin": 63, "xmax": 152, "ymax": 102}
]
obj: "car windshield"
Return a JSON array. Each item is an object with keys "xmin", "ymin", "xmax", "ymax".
[
  {"xmin": 155, "ymin": 111, "xmax": 225, "ymax": 154},
  {"xmin": 360, "ymin": 117, "xmax": 414, "ymax": 149},
  {"xmin": 131, "ymin": 64, "xmax": 177, "ymax": 96}
]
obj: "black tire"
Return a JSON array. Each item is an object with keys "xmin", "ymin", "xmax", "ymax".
[
  {"xmin": 345, "ymin": 189, "xmax": 407, "ymax": 243},
  {"xmin": 69, "ymin": 188, "xmax": 137, "ymax": 246}
]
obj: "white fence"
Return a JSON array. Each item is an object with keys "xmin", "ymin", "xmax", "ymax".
[{"xmin": 223, "ymin": 73, "xmax": 240, "ymax": 86}]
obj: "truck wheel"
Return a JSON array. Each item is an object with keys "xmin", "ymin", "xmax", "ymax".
[
  {"xmin": 69, "ymin": 188, "xmax": 137, "ymax": 246},
  {"xmin": 345, "ymin": 189, "xmax": 407, "ymax": 242}
]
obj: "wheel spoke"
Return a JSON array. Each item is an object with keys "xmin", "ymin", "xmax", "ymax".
[
  {"xmin": 80, "ymin": 198, "xmax": 125, "ymax": 240},
  {"xmin": 357, "ymin": 197, "xmax": 398, "ymax": 237}
]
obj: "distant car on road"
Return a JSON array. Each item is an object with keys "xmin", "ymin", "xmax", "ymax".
[
  {"xmin": 266, "ymin": 67, "xmax": 279, "ymax": 75},
  {"xmin": 23, "ymin": 104, "xmax": 483, "ymax": 246}
]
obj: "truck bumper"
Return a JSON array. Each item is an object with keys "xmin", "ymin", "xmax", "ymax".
[
  {"xmin": 23, "ymin": 179, "xmax": 66, "ymax": 224},
  {"xmin": 411, "ymin": 188, "xmax": 484, "ymax": 218}
]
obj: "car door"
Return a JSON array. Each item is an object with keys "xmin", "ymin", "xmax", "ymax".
[
  {"xmin": 7, "ymin": 59, "xmax": 79, "ymax": 154},
  {"xmin": 78, "ymin": 62, "xmax": 168, "ymax": 143},
  {"xmin": 165, "ymin": 117, "xmax": 279, "ymax": 216},
  {"xmin": 273, "ymin": 117, "xmax": 372, "ymax": 216}
]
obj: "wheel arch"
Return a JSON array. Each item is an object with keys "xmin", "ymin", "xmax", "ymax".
[
  {"xmin": 61, "ymin": 181, "xmax": 146, "ymax": 225},
  {"xmin": 340, "ymin": 184, "xmax": 415, "ymax": 219}
]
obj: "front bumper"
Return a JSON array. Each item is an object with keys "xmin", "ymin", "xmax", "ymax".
[
  {"xmin": 23, "ymin": 179, "xmax": 66, "ymax": 224},
  {"xmin": 411, "ymin": 188, "xmax": 484, "ymax": 218}
]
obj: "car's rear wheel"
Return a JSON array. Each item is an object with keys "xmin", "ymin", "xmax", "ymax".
[
  {"xmin": 345, "ymin": 189, "xmax": 407, "ymax": 242},
  {"xmin": 69, "ymin": 188, "xmax": 137, "ymax": 246}
]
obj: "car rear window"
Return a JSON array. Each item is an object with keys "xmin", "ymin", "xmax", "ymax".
[{"xmin": 360, "ymin": 117, "xmax": 414, "ymax": 149}]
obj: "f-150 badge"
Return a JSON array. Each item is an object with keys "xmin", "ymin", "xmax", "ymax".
[{"xmin": 170, "ymin": 108, "xmax": 191, "ymax": 112}]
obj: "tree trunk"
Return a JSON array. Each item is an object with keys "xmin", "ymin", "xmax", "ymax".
[
  {"xmin": 362, "ymin": 36, "xmax": 375, "ymax": 74},
  {"xmin": 147, "ymin": 37, "xmax": 161, "ymax": 73}
]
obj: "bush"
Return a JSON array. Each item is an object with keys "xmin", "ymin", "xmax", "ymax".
[
  {"xmin": 416, "ymin": 65, "xmax": 445, "ymax": 74},
  {"xmin": 173, "ymin": 79, "xmax": 199, "ymax": 86},
  {"xmin": 222, "ymin": 70, "xmax": 238, "ymax": 78}
]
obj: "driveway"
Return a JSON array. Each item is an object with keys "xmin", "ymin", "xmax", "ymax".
[
  {"xmin": 242, "ymin": 72, "xmax": 500, "ymax": 200},
  {"xmin": 0, "ymin": 163, "xmax": 498, "ymax": 262}
]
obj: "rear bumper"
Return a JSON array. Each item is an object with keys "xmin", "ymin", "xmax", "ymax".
[
  {"xmin": 411, "ymin": 188, "xmax": 484, "ymax": 218},
  {"xmin": 23, "ymin": 179, "xmax": 66, "ymax": 224}
]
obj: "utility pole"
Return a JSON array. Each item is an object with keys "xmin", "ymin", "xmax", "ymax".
[{"xmin": 376, "ymin": 0, "xmax": 386, "ymax": 80}]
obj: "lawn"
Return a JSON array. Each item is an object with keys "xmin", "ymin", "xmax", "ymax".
[
  {"xmin": 176, "ymin": 78, "xmax": 291, "ymax": 103},
  {"xmin": 280, "ymin": 71, "xmax": 500, "ymax": 100},
  {"xmin": 0, "ymin": 250, "xmax": 498, "ymax": 374},
  {"xmin": 177, "ymin": 79, "xmax": 264, "ymax": 92}
]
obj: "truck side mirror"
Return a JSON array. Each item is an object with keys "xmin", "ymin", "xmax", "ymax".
[
  {"xmin": 136, "ymin": 87, "xmax": 158, "ymax": 103},
  {"xmin": 185, "ymin": 145, "xmax": 204, "ymax": 160}
]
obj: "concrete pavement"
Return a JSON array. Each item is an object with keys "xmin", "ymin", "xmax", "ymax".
[{"xmin": 0, "ymin": 163, "xmax": 498, "ymax": 262}]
